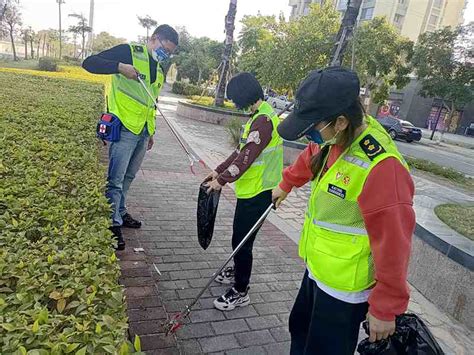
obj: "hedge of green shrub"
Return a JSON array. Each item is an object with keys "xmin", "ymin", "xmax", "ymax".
[
  {"xmin": 38, "ymin": 57, "xmax": 58, "ymax": 72},
  {"xmin": 0, "ymin": 71, "xmax": 135, "ymax": 353},
  {"xmin": 172, "ymin": 81, "xmax": 213, "ymax": 96}
]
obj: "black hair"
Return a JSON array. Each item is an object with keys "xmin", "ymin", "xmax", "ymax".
[
  {"xmin": 226, "ymin": 72, "xmax": 264, "ymax": 109},
  {"xmin": 310, "ymin": 98, "xmax": 365, "ymax": 180},
  {"xmin": 153, "ymin": 24, "xmax": 179, "ymax": 45}
]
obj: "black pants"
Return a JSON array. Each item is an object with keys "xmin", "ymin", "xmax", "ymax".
[
  {"xmin": 289, "ymin": 271, "xmax": 368, "ymax": 355},
  {"xmin": 232, "ymin": 190, "xmax": 272, "ymax": 292}
]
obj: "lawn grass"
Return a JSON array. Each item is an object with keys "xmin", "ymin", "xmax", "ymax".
[{"xmin": 434, "ymin": 204, "xmax": 474, "ymax": 240}]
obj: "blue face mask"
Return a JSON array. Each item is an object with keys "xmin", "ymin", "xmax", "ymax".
[
  {"xmin": 152, "ymin": 47, "xmax": 170, "ymax": 63},
  {"xmin": 305, "ymin": 121, "xmax": 338, "ymax": 147},
  {"xmin": 305, "ymin": 129, "xmax": 324, "ymax": 144}
]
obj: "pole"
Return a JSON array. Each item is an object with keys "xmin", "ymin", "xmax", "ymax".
[
  {"xmin": 430, "ymin": 104, "xmax": 443, "ymax": 141},
  {"xmin": 330, "ymin": 0, "xmax": 362, "ymax": 66},
  {"xmin": 88, "ymin": 0, "xmax": 95, "ymax": 55},
  {"xmin": 58, "ymin": 0, "xmax": 63, "ymax": 59}
]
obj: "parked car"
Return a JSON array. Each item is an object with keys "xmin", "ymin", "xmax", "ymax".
[
  {"xmin": 266, "ymin": 95, "xmax": 293, "ymax": 111},
  {"xmin": 377, "ymin": 116, "xmax": 422, "ymax": 143}
]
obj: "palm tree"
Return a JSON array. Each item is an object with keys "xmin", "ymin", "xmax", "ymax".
[
  {"xmin": 214, "ymin": 0, "xmax": 237, "ymax": 107},
  {"xmin": 68, "ymin": 13, "xmax": 92, "ymax": 59},
  {"xmin": 137, "ymin": 15, "xmax": 157, "ymax": 41},
  {"xmin": 56, "ymin": 0, "xmax": 65, "ymax": 59}
]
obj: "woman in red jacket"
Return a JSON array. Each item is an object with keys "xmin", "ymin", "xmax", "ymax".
[{"xmin": 272, "ymin": 67, "xmax": 415, "ymax": 355}]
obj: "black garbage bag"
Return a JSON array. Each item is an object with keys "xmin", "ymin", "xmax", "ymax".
[
  {"xmin": 196, "ymin": 181, "xmax": 221, "ymax": 250},
  {"xmin": 357, "ymin": 314, "xmax": 444, "ymax": 355}
]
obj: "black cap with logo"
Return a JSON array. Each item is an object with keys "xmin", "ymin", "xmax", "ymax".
[{"xmin": 278, "ymin": 66, "xmax": 360, "ymax": 141}]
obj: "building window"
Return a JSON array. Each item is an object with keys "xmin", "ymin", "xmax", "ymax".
[
  {"xmin": 394, "ymin": 14, "xmax": 404, "ymax": 24},
  {"xmin": 429, "ymin": 14, "xmax": 438, "ymax": 25},
  {"xmin": 433, "ymin": 0, "xmax": 443, "ymax": 8},
  {"xmin": 360, "ymin": 7, "xmax": 374, "ymax": 20}
]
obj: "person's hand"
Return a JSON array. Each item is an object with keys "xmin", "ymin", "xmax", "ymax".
[
  {"xmin": 118, "ymin": 62, "xmax": 139, "ymax": 80},
  {"xmin": 272, "ymin": 186, "xmax": 288, "ymax": 208},
  {"xmin": 147, "ymin": 135, "xmax": 154, "ymax": 151},
  {"xmin": 205, "ymin": 179, "xmax": 223, "ymax": 194},
  {"xmin": 367, "ymin": 313, "xmax": 396, "ymax": 343},
  {"xmin": 204, "ymin": 170, "xmax": 218, "ymax": 182}
]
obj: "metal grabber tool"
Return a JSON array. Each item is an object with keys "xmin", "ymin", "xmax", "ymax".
[
  {"xmin": 162, "ymin": 203, "xmax": 275, "ymax": 336},
  {"xmin": 137, "ymin": 74, "xmax": 206, "ymax": 174}
]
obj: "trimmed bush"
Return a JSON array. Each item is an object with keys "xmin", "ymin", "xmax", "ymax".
[
  {"xmin": 0, "ymin": 71, "xmax": 132, "ymax": 353},
  {"xmin": 172, "ymin": 81, "xmax": 213, "ymax": 96},
  {"xmin": 38, "ymin": 57, "xmax": 58, "ymax": 72}
]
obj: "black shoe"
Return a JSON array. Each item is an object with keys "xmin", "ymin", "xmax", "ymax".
[
  {"xmin": 110, "ymin": 226, "xmax": 125, "ymax": 250},
  {"xmin": 122, "ymin": 213, "xmax": 142, "ymax": 229}
]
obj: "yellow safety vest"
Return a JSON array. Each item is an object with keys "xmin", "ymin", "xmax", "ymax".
[
  {"xmin": 300, "ymin": 116, "xmax": 409, "ymax": 292},
  {"xmin": 235, "ymin": 101, "xmax": 283, "ymax": 199},
  {"xmin": 108, "ymin": 43, "xmax": 164, "ymax": 135}
]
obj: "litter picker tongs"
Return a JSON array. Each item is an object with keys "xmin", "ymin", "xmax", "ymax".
[
  {"xmin": 137, "ymin": 74, "xmax": 205, "ymax": 174},
  {"xmin": 162, "ymin": 203, "xmax": 275, "ymax": 335}
]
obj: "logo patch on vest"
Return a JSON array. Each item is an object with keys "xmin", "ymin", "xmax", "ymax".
[
  {"xmin": 343, "ymin": 176, "xmax": 351, "ymax": 186},
  {"xmin": 328, "ymin": 184, "xmax": 346, "ymax": 199},
  {"xmin": 133, "ymin": 45, "xmax": 144, "ymax": 53},
  {"xmin": 360, "ymin": 134, "xmax": 386, "ymax": 161}
]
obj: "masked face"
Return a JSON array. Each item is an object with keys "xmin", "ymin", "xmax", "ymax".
[
  {"xmin": 150, "ymin": 37, "xmax": 175, "ymax": 63},
  {"xmin": 305, "ymin": 121, "xmax": 339, "ymax": 148}
]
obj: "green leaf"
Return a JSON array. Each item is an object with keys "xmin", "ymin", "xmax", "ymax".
[
  {"xmin": 32, "ymin": 319, "xmax": 39, "ymax": 333},
  {"xmin": 75, "ymin": 347, "xmax": 87, "ymax": 355},
  {"xmin": 102, "ymin": 315, "xmax": 114, "ymax": 328},
  {"xmin": 102, "ymin": 345, "xmax": 116, "ymax": 354},
  {"xmin": 119, "ymin": 342, "xmax": 130, "ymax": 355},
  {"xmin": 65, "ymin": 344, "xmax": 80, "ymax": 353},
  {"xmin": 95, "ymin": 322, "xmax": 102, "ymax": 334},
  {"xmin": 1, "ymin": 323, "xmax": 15, "ymax": 331},
  {"xmin": 57, "ymin": 298, "xmax": 66, "ymax": 313},
  {"xmin": 134, "ymin": 335, "xmax": 141, "ymax": 352},
  {"xmin": 63, "ymin": 288, "xmax": 75, "ymax": 298},
  {"xmin": 49, "ymin": 291, "xmax": 62, "ymax": 300},
  {"xmin": 37, "ymin": 309, "xmax": 49, "ymax": 324}
]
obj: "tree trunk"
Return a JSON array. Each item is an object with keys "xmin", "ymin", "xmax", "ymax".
[
  {"xmin": 146, "ymin": 27, "xmax": 149, "ymax": 41},
  {"xmin": 214, "ymin": 0, "xmax": 237, "ymax": 107},
  {"xmin": 42, "ymin": 35, "xmax": 46, "ymax": 57},
  {"xmin": 9, "ymin": 29, "xmax": 17, "ymax": 61},
  {"xmin": 58, "ymin": 1, "xmax": 62, "ymax": 59},
  {"xmin": 82, "ymin": 32, "xmax": 86, "ymax": 59},
  {"xmin": 330, "ymin": 0, "xmax": 362, "ymax": 66},
  {"xmin": 36, "ymin": 38, "xmax": 40, "ymax": 58},
  {"xmin": 30, "ymin": 38, "xmax": 34, "ymax": 58}
]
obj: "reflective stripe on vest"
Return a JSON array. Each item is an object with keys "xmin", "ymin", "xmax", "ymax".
[
  {"xmin": 313, "ymin": 219, "xmax": 368, "ymax": 235},
  {"xmin": 299, "ymin": 116, "xmax": 409, "ymax": 292},
  {"xmin": 107, "ymin": 43, "xmax": 164, "ymax": 135},
  {"xmin": 235, "ymin": 101, "xmax": 283, "ymax": 199}
]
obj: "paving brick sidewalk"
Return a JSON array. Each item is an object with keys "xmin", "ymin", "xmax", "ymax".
[{"xmin": 116, "ymin": 114, "xmax": 305, "ymax": 354}]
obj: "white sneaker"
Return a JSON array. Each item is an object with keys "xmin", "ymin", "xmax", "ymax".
[
  {"xmin": 213, "ymin": 287, "xmax": 250, "ymax": 311},
  {"xmin": 215, "ymin": 266, "xmax": 235, "ymax": 285}
]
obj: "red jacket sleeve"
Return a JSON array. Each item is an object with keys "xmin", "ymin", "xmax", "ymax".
[
  {"xmin": 279, "ymin": 143, "xmax": 319, "ymax": 193},
  {"xmin": 358, "ymin": 157, "xmax": 415, "ymax": 321}
]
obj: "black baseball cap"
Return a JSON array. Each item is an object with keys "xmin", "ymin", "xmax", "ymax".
[{"xmin": 278, "ymin": 67, "xmax": 360, "ymax": 141}]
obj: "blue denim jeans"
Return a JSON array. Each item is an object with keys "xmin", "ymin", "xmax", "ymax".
[{"xmin": 106, "ymin": 125, "xmax": 149, "ymax": 226}]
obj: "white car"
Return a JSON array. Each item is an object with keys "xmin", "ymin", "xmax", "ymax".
[{"xmin": 266, "ymin": 95, "xmax": 293, "ymax": 111}]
